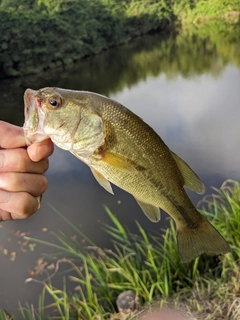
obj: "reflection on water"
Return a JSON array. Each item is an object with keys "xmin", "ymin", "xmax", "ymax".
[
  {"xmin": 0, "ymin": 24, "xmax": 240, "ymax": 315},
  {"xmin": 112, "ymin": 65, "xmax": 240, "ymax": 177}
]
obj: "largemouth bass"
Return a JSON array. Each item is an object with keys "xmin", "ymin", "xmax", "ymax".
[{"xmin": 23, "ymin": 87, "xmax": 230, "ymax": 262}]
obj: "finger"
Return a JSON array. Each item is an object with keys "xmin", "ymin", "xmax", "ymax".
[
  {"xmin": 0, "ymin": 190, "xmax": 39, "ymax": 220},
  {"xmin": 27, "ymin": 139, "xmax": 54, "ymax": 162},
  {"xmin": 0, "ymin": 209, "xmax": 13, "ymax": 221},
  {"xmin": 0, "ymin": 121, "xmax": 26, "ymax": 149},
  {"xmin": 0, "ymin": 148, "xmax": 49, "ymax": 174},
  {"xmin": 0, "ymin": 172, "xmax": 48, "ymax": 197}
]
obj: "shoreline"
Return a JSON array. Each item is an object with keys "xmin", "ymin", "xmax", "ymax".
[{"xmin": 0, "ymin": 0, "xmax": 239, "ymax": 78}]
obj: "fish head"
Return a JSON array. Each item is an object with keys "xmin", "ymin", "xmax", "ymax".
[{"xmin": 23, "ymin": 87, "xmax": 106, "ymax": 156}]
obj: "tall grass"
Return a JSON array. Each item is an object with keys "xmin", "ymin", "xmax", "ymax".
[{"xmin": 2, "ymin": 179, "xmax": 240, "ymax": 319}]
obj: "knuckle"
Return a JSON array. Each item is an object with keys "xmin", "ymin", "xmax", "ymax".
[
  {"xmin": 0, "ymin": 171, "xmax": 7, "ymax": 181},
  {"xmin": 19, "ymin": 196, "xmax": 33, "ymax": 217},
  {"xmin": 42, "ymin": 158, "xmax": 50, "ymax": 173},
  {"xmin": 36, "ymin": 158, "xmax": 49, "ymax": 174},
  {"xmin": 20, "ymin": 194, "xmax": 39, "ymax": 218},
  {"xmin": 2, "ymin": 148, "xmax": 28, "ymax": 172},
  {"xmin": 14, "ymin": 149, "xmax": 28, "ymax": 171},
  {"xmin": 40, "ymin": 175, "xmax": 48, "ymax": 194},
  {"xmin": 0, "ymin": 172, "xmax": 11, "ymax": 188}
]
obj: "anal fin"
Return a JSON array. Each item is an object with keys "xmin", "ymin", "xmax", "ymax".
[
  {"xmin": 134, "ymin": 198, "xmax": 160, "ymax": 222},
  {"xmin": 90, "ymin": 168, "xmax": 114, "ymax": 195}
]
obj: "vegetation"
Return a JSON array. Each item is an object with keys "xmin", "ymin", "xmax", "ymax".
[
  {"xmin": 0, "ymin": 179, "xmax": 240, "ymax": 319},
  {"xmin": 173, "ymin": 0, "xmax": 240, "ymax": 24},
  {"xmin": 1, "ymin": 19, "xmax": 240, "ymax": 128},
  {"xmin": 0, "ymin": 0, "xmax": 239, "ymax": 78},
  {"xmin": 0, "ymin": 0, "xmax": 171, "ymax": 78}
]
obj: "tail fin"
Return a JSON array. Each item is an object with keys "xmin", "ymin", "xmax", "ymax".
[{"xmin": 177, "ymin": 218, "xmax": 230, "ymax": 263}]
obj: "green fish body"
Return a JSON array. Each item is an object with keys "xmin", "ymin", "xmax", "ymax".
[{"xmin": 23, "ymin": 87, "xmax": 230, "ymax": 262}]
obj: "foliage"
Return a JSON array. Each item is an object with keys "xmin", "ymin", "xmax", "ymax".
[
  {"xmin": 0, "ymin": 0, "xmax": 170, "ymax": 78},
  {"xmin": 2, "ymin": 20, "xmax": 240, "ymax": 126},
  {"xmin": 1, "ymin": 180, "xmax": 239, "ymax": 319},
  {"xmin": 173, "ymin": 0, "xmax": 240, "ymax": 23},
  {"xmin": 0, "ymin": 0, "xmax": 239, "ymax": 78}
]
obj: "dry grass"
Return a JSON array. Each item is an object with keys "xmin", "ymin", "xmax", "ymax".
[{"xmin": 109, "ymin": 260, "xmax": 240, "ymax": 320}]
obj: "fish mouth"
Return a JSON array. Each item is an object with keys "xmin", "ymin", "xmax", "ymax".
[{"xmin": 23, "ymin": 89, "xmax": 49, "ymax": 145}]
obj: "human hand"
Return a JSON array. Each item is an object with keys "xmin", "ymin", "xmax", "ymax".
[{"xmin": 0, "ymin": 121, "xmax": 54, "ymax": 221}]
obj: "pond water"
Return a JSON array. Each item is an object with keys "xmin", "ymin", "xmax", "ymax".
[{"xmin": 0, "ymin": 24, "xmax": 240, "ymax": 315}]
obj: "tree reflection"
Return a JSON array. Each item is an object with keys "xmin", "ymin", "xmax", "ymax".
[{"xmin": 0, "ymin": 21, "xmax": 239, "ymax": 125}]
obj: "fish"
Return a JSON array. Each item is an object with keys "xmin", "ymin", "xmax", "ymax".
[{"xmin": 23, "ymin": 87, "xmax": 230, "ymax": 262}]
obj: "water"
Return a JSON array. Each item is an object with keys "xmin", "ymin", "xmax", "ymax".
[{"xmin": 0, "ymin": 25, "xmax": 240, "ymax": 315}]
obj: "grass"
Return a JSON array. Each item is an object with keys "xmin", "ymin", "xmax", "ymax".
[
  {"xmin": 173, "ymin": 0, "xmax": 240, "ymax": 24},
  {"xmin": 0, "ymin": 310, "xmax": 13, "ymax": 320},
  {"xmin": 1, "ymin": 179, "xmax": 240, "ymax": 319}
]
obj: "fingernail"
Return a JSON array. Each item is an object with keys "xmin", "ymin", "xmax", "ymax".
[
  {"xmin": 0, "ymin": 153, "xmax": 4, "ymax": 169},
  {"xmin": 36, "ymin": 195, "xmax": 42, "ymax": 209},
  {"xmin": 0, "ymin": 190, "xmax": 10, "ymax": 203}
]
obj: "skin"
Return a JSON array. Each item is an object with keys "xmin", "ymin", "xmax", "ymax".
[{"xmin": 0, "ymin": 121, "xmax": 54, "ymax": 221}]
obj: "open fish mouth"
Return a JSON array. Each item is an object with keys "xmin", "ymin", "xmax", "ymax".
[{"xmin": 23, "ymin": 89, "xmax": 49, "ymax": 145}]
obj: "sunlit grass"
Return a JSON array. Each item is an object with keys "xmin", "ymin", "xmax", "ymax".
[
  {"xmin": 2, "ymin": 180, "xmax": 240, "ymax": 319},
  {"xmin": 173, "ymin": 0, "xmax": 240, "ymax": 23}
]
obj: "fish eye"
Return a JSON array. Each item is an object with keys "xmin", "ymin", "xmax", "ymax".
[
  {"xmin": 49, "ymin": 99, "xmax": 58, "ymax": 106},
  {"xmin": 48, "ymin": 96, "xmax": 62, "ymax": 109}
]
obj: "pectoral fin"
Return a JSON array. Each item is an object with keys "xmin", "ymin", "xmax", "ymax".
[
  {"xmin": 134, "ymin": 198, "xmax": 160, "ymax": 222},
  {"xmin": 90, "ymin": 168, "xmax": 114, "ymax": 195},
  {"xmin": 102, "ymin": 152, "xmax": 138, "ymax": 173},
  {"xmin": 171, "ymin": 151, "xmax": 205, "ymax": 194}
]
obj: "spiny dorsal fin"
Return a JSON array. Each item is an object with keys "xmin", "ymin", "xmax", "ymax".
[
  {"xmin": 90, "ymin": 168, "xmax": 114, "ymax": 195},
  {"xmin": 171, "ymin": 151, "xmax": 205, "ymax": 194},
  {"xmin": 134, "ymin": 197, "xmax": 160, "ymax": 222}
]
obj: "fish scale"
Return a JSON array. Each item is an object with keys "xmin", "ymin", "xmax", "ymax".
[
  {"xmin": 93, "ymin": 97, "xmax": 184, "ymax": 201},
  {"xmin": 23, "ymin": 87, "xmax": 231, "ymax": 262}
]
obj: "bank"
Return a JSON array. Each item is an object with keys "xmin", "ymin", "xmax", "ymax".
[
  {"xmin": 0, "ymin": 180, "xmax": 239, "ymax": 319},
  {"xmin": 0, "ymin": 0, "xmax": 239, "ymax": 78}
]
